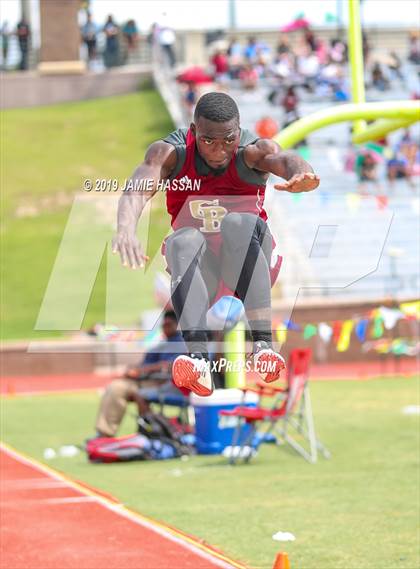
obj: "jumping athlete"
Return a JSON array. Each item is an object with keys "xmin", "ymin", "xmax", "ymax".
[{"xmin": 112, "ymin": 92, "xmax": 319, "ymax": 396}]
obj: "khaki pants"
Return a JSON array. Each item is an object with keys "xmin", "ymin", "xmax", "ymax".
[
  {"xmin": 95, "ymin": 379, "xmax": 139, "ymax": 437},
  {"xmin": 95, "ymin": 374, "xmax": 174, "ymax": 437}
]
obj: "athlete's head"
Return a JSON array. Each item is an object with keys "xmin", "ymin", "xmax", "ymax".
[{"xmin": 191, "ymin": 92, "xmax": 241, "ymax": 171}]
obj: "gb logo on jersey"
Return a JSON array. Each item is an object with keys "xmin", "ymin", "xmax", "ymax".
[{"xmin": 189, "ymin": 199, "xmax": 227, "ymax": 233}]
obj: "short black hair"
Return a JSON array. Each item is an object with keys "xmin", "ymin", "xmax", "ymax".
[
  {"xmin": 163, "ymin": 310, "xmax": 177, "ymax": 323},
  {"xmin": 194, "ymin": 92, "xmax": 240, "ymax": 125}
]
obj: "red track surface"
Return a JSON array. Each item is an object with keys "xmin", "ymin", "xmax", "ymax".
[
  {"xmin": 0, "ymin": 373, "xmax": 110, "ymax": 395},
  {"xmin": 1, "ymin": 362, "xmax": 416, "ymax": 567},
  {"xmin": 1, "ymin": 359, "xmax": 418, "ymax": 396},
  {"xmin": 0, "ymin": 445, "xmax": 244, "ymax": 569}
]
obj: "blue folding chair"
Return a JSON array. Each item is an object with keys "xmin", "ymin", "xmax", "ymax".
[{"xmin": 146, "ymin": 392, "xmax": 193, "ymax": 425}]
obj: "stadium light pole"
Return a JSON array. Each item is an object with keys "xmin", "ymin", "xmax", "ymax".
[
  {"xmin": 228, "ymin": 0, "xmax": 237, "ymax": 30},
  {"xmin": 348, "ymin": 0, "xmax": 366, "ymax": 136},
  {"xmin": 336, "ymin": 0, "xmax": 344, "ymax": 35},
  {"xmin": 20, "ymin": 0, "xmax": 31, "ymax": 23}
]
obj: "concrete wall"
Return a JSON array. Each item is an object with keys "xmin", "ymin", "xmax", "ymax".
[
  {"xmin": 0, "ymin": 342, "xmax": 96, "ymax": 376},
  {"xmin": 1, "ymin": 298, "xmax": 416, "ymax": 375},
  {"xmin": 272, "ymin": 297, "xmax": 417, "ymax": 364},
  {"xmin": 0, "ymin": 341, "xmax": 141, "ymax": 376},
  {"xmin": 0, "ymin": 65, "xmax": 153, "ymax": 109}
]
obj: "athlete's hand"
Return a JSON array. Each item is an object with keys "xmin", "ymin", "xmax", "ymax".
[
  {"xmin": 274, "ymin": 172, "xmax": 320, "ymax": 193},
  {"xmin": 111, "ymin": 231, "xmax": 149, "ymax": 269}
]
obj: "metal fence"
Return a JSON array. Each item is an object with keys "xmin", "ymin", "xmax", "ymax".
[{"xmin": 0, "ymin": 31, "xmax": 153, "ymax": 71}]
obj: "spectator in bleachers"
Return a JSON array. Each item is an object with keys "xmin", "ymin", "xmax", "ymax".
[
  {"xmin": 227, "ymin": 38, "xmax": 243, "ymax": 78},
  {"xmin": 315, "ymin": 38, "xmax": 329, "ymax": 65},
  {"xmin": 211, "ymin": 49, "xmax": 229, "ymax": 84},
  {"xmin": 387, "ymin": 130, "xmax": 418, "ymax": 190},
  {"xmin": 244, "ymin": 36, "xmax": 258, "ymax": 63},
  {"xmin": 1, "ymin": 21, "xmax": 10, "ymax": 68},
  {"xmin": 93, "ymin": 310, "xmax": 187, "ymax": 438},
  {"xmin": 387, "ymin": 51, "xmax": 404, "ymax": 82},
  {"xmin": 296, "ymin": 45, "xmax": 320, "ymax": 91},
  {"xmin": 371, "ymin": 62, "xmax": 390, "ymax": 91},
  {"xmin": 122, "ymin": 19, "xmax": 139, "ymax": 53},
  {"xmin": 318, "ymin": 60, "xmax": 349, "ymax": 100},
  {"xmin": 282, "ymin": 85, "xmax": 300, "ymax": 124},
  {"xmin": 408, "ymin": 31, "xmax": 420, "ymax": 64},
  {"xmin": 239, "ymin": 62, "xmax": 258, "ymax": 89},
  {"xmin": 147, "ymin": 22, "xmax": 159, "ymax": 46},
  {"xmin": 16, "ymin": 17, "xmax": 30, "ymax": 70},
  {"xmin": 183, "ymin": 81, "xmax": 197, "ymax": 121},
  {"xmin": 276, "ymin": 34, "xmax": 290, "ymax": 55},
  {"xmin": 158, "ymin": 25, "xmax": 177, "ymax": 68},
  {"xmin": 407, "ymin": 68, "xmax": 420, "ymax": 100},
  {"xmin": 103, "ymin": 15, "xmax": 120, "ymax": 68},
  {"xmin": 357, "ymin": 150, "xmax": 381, "ymax": 194},
  {"xmin": 303, "ymin": 28, "xmax": 318, "ymax": 52},
  {"xmin": 255, "ymin": 40, "xmax": 271, "ymax": 65},
  {"xmin": 81, "ymin": 13, "xmax": 98, "ymax": 64},
  {"xmin": 329, "ymin": 38, "xmax": 347, "ymax": 64},
  {"xmin": 270, "ymin": 51, "xmax": 295, "ymax": 80}
]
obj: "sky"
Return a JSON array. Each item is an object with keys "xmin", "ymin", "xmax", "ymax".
[
  {"xmin": 85, "ymin": 0, "xmax": 420, "ymax": 30},
  {"xmin": 1, "ymin": 0, "xmax": 419, "ymax": 31}
]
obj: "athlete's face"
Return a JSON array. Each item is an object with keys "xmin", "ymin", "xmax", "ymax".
[{"xmin": 191, "ymin": 117, "xmax": 240, "ymax": 170}]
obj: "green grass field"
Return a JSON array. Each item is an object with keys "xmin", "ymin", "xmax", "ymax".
[
  {"xmin": 2, "ymin": 377, "xmax": 419, "ymax": 569},
  {"xmin": 1, "ymin": 89, "xmax": 173, "ymax": 340}
]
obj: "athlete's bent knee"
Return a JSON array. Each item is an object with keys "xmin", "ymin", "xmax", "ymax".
[
  {"xmin": 221, "ymin": 212, "xmax": 261, "ymax": 247},
  {"xmin": 166, "ymin": 227, "xmax": 205, "ymax": 257},
  {"xmin": 221, "ymin": 212, "xmax": 259, "ymax": 233}
]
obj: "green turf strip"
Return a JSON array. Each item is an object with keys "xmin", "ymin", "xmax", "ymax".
[
  {"xmin": 2, "ymin": 377, "xmax": 419, "ymax": 569},
  {"xmin": 1, "ymin": 90, "xmax": 173, "ymax": 340}
]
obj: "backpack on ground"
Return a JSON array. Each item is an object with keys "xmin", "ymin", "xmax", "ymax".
[
  {"xmin": 86, "ymin": 433, "xmax": 154, "ymax": 463},
  {"xmin": 86, "ymin": 413, "xmax": 194, "ymax": 463},
  {"xmin": 137, "ymin": 412, "xmax": 194, "ymax": 457}
]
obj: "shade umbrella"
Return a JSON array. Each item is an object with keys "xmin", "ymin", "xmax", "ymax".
[
  {"xmin": 281, "ymin": 17, "xmax": 311, "ymax": 32},
  {"xmin": 176, "ymin": 66, "xmax": 214, "ymax": 84}
]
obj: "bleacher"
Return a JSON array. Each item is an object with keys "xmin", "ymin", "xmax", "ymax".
[{"xmin": 230, "ymin": 77, "xmax": 419, "ymax": 303}]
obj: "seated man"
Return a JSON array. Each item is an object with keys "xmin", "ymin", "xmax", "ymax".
[{"xmin": 94, "ymin": 310, "xmax": 187, "ymax": 438}]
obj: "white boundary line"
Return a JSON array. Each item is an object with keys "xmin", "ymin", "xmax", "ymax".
[
  {"xmin": 0, "ymin": 442, "xmax": 244, "ymax": 569},
  {"xmin": 1, "ymin": 478, "xmax": 68, "ymax": 488},
  {"xmin": 0, "ymin": 387, "xmax": 102, "ymax": 398},
  {"xmin": 1, "ymin": 496, "xmax": 97, "ymax": 506}
]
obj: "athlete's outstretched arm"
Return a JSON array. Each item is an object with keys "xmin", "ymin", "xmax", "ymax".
[
  {"xmin": 244, "ymin": 139, "xmax": 320, "ymax": 192},
  {"xmin": 112, "ymin": 141, "xmax": 176, "ymax": 269}
]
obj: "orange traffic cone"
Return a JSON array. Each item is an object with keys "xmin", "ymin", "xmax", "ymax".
[{"xmin": 272, "ymin": 551, "xmax": 291, "ymax": 569}]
